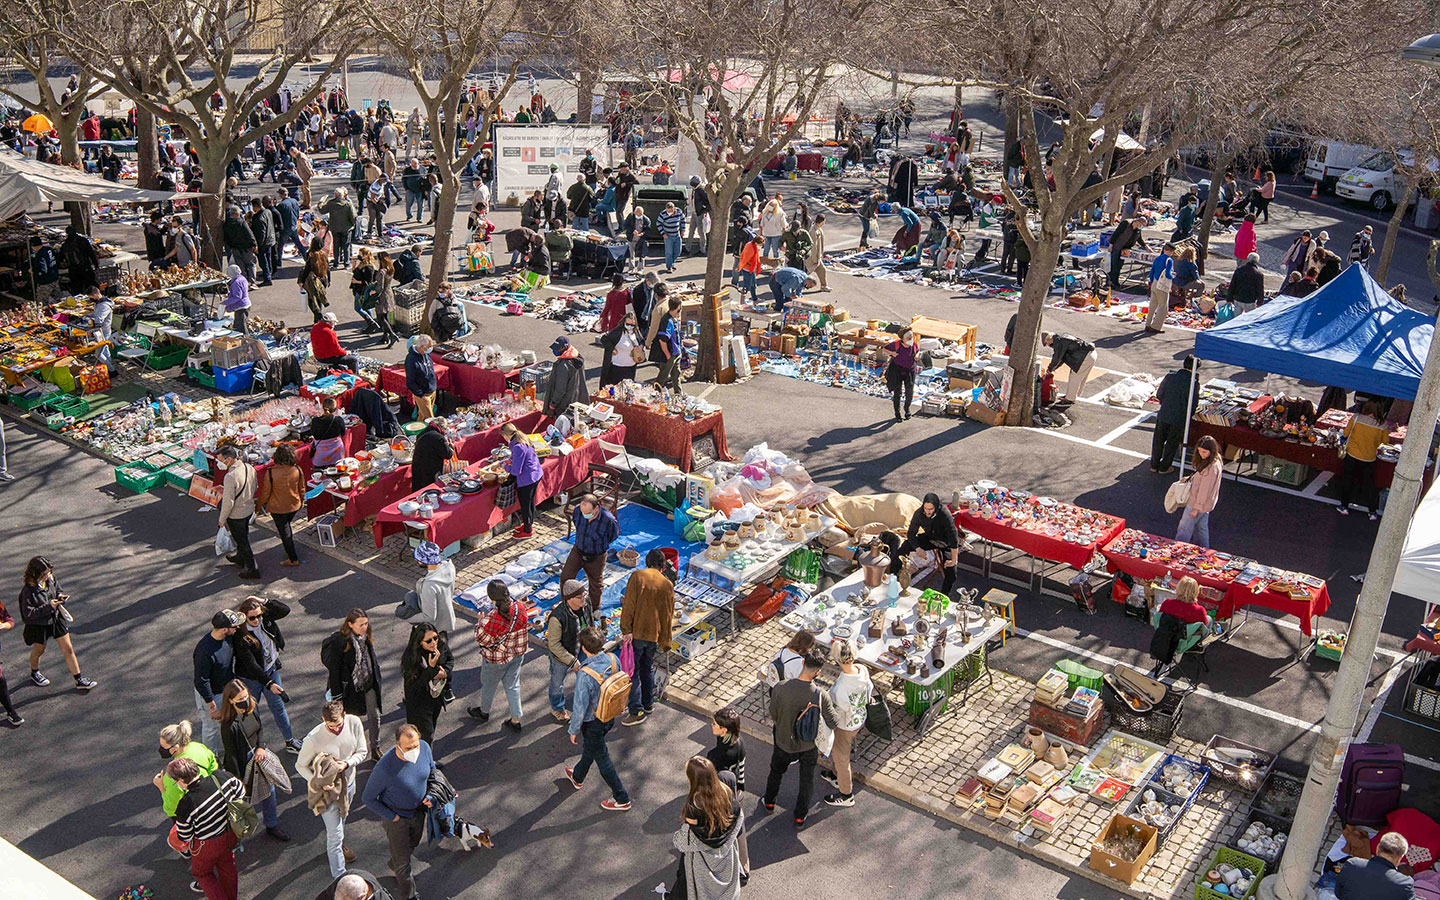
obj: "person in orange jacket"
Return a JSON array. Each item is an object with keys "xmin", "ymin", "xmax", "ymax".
[{"xmin": 736, "ymin": 233, "xmax": 763, "ymax": 306}]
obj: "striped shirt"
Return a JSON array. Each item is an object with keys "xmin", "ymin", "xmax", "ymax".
[
  {"xmin": 657, "ymin": 209, "xmax": 686, "ymax": 237},
  {"xmin": 174, "ymin": 775, "xmax": 246, "ymax": 844}
]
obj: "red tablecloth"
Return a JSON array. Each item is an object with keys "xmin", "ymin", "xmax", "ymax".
[
  {"xmin": 307, "ymin": 411, "xmax": 549, "ymax": 527},
  {"xmin": 955, "ymin": 507, "xmax": 1126, "ymax": 570},
  {"xmin": 372, "ymin": 424, "xmax": 625, "ymax": 548},
  {"xmin": 433, "ymin": 354, "xmax": 521, "ymax": 404},
  {"xmin": 1188, "ymin": 419, "xmax": 1400, "ymax": 488},
  {"xmin": 1099, "ymin": 530, "xmax": 1331, "ymax": 636},
  {"xmin": 379, "ymin": 362, "xmax": 453, "ymax": 401},
  {"xmin": 601, "ymin": 398, "xmax": 732, "ymax": 472}
]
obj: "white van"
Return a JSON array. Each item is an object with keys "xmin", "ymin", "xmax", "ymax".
[
  {"xmin": 1304, "ymin": 141, "xmax": 1379, "ymax": 192},
  {"xmin": 1335, "ymin": 150, "xmax": 1412, "ymax": 212}
]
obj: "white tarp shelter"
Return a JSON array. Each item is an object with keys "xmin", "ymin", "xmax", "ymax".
[
  {"xmin": 0, "ymin": 150, "xmax": 191, "ymax": 220},
  {"xmin": 1396, "ymin": 480, "xmax": 1440, "ymax": 600}
]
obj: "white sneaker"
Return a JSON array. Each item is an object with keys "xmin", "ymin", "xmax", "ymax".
[{"xmin": 0, "ymin": 472, "xmax": 14, "ymax": 483}]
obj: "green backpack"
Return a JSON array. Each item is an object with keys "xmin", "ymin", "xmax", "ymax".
[{"xmin": 209, "ymin": 774, "xmax": 260, "ymax": 842}]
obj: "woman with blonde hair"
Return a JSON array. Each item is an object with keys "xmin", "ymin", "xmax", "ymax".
[
  {"xmin": 759, "ymin": 195, "xmax": 788, "ymax": 259},
  {"xmin": 823, "ymin": 637, "xmax": 873, "ymax": 809},
  {"xmin": 1149, "ymin": 576, "xmax": 1211, "ymax": 676},
  {"xmin": 665, "ymin": 756, "xmax": 748, "ymax": 898},
  {"xmin": 154, "ymin": 719, "xmax": 219, "ymax": 816}
]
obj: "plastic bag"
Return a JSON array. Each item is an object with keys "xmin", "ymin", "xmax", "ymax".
[
  {"xmin": 215, "ymin": 526, "xmax": 236, "ymax": 557},
  {"xmin": 618, "ymin": 640, "xmax": 635, "ymax": 677}
]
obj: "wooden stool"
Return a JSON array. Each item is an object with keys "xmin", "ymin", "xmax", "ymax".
[{"xmin": 984, "ymin": 588, "xmax": 1017, "ymax": 646}]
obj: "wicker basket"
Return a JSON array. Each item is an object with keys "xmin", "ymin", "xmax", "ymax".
[{"xmin": 617, "ymin": 548, "xmax": 641, "ymax": 568}]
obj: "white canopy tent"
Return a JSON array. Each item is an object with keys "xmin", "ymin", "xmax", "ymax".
[
  {"xmin": 1396, "ymin": 480, "xmax": 1440, "ymax": 601},
  {"xmin": 0, "ymin": 150, "xmax": 192, "ymax": 220}
]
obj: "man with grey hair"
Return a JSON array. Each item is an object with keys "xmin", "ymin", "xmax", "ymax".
[
  {"xmin": 317, "ymin": 870, "xmax": 392, "ymax": 900},
  {"xmin": 1229, "ymin": 252, "xmax": 1266, "ymax": 312},
  {"xmin": 1334, "ymin": 830, "xmax": 1414, "ymax": 900}
]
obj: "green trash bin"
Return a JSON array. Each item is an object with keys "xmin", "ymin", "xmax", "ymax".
[{"xmin": 903, "ymin": 668, "xmax": 957, "ymax": 716}]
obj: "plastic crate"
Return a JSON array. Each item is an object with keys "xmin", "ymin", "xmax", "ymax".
[
  {"xmin": 1227, "ymin": 807, "xmax": 1291, "ymax": 867},
  {"xmin": 1123, "ymin": 782, "xmax": 1189, "ymax": 847},
  {"xmin": 114, "ymin": 461, "xmax": 164, "ymax": 493},
  {"xmin": 1407, "ymin": 681, "xmax": 1440, "ymax": 720},
  {"xmin": 187, "ymin": 365, "xmax": 217, "ymax": 389},
  {"xmin": 146, "ymin": 342, "xmax": 190, "ymax": 370},
  {"xmin": 1056, "ymin": 659, "xmax": 1104, "ymax": 691},
  {"xmin": 1195, "ymin": 847, "xmax": 1266, "ymax": 900},
  {"xmin": 1202, "ymin": 735, "xmax": 1275, "ymax": 792},
  {"xmin": 391, "ymin": 302, "xmax": 424, "ymax": 336},
  {"xmin": 213, "ymin": 363, "xmax": 255, "ymax": 394},
  {"xmin": 1251, "ymin": 769, "xmax": 1303, "ymax": 822},
  {"xmin": 163, "ymin": 462, "xmax": 198, "ymax": 490},
  {"xmin": 640, "ymin": 482, "xmax": 680, "ymax": 511},
  {"xmin": 1105, "ymin": 684, "xmax": 1186, "ymax": 744},
  {"xmin": 1150, "ymin": 754, "xmax": 1210, "ymax": 803},
  {"xmin": 8, "ymin": 389, "xmax": 60, "ymax": 411},
  {"xmin": 782, "ymin": 547, "xmax": 821, "ymax": 583},
  {"xmin": 47, "ymin": 395, "xmax": 89, "ymax": 424}
]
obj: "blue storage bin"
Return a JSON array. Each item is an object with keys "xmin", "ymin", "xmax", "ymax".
[
  {"xmin": 1071, "ymin": 239, "xmax": 1100, "ymax": 257},
  {"xmin": 214, "ymin": 362, "xmax": 255, "ymax": 393},
  {"xmin": 1099, "ymin": 230, "xmax": 1114, "ymax": 248}
]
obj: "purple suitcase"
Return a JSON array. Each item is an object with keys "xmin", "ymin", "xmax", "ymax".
[{"xmin": 1336, "ymin": 742, "xmax": 1405, "ymax": 827}]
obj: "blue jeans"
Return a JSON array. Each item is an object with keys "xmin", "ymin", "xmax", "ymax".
[
  {"xmin": 479, "ymin": 657, "xmax": 524, "ymax": 721},
  {"xmin": 860, "ymin": 216, "xmax": 872, "ymax": 247},
  {"xmin": 739, "ymin": 270, "xmax": 757, "ymax": 304},
  {"xmin": 194, "ymin": 688, "xmax": 220, "ymax": 754},
  {"xmin": 406, "ymin": 189, "xmax": 426, "ymax": 220},
  {"xmin": 282, "ymin": 228, "xmax": 304, "ymax": 260},
  {"xmin": 242, "ymin": 669, "xmax": 294, "ymax": 742},
  {"xmin": 663, "ymin": 234, "xmax": 682, "ymax": 269},
  {"xmin": 627, "ymin": 639, "xmax": 659, "ymax": 713},
  {"xmin": 548, "ymin": 657, "xmax": 573, "ymax": 712},
  {"xmin": 763, "ymin": 235, "xmax": 782, "ymax": 257},
  {"xmin": 572, "ymin": 216, "xmax": 590, "ymax": 232},
  {"xmin": 1175, "ymin": 511, "xmax": 1210, "ymax": 548},
  {"xmin": 354, "ymin": 291, "xmax": 378, "ymax": 328},
  {"xmin": 769, "ymin": 277, "xmax": 789, "ymax": 311},
  {"xmin": 257, "ymin": 776, "xmax": 279, "ymax": 827},
  {"xmin": 575, "ymin": 718, "xmax": 629, "ymax": 803},
  {"xmin": 319, "ymin": 782, "xmax": 354, "ymax": 877}
]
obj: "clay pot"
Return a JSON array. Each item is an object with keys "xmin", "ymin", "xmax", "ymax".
[
  {"xmin": 1046, "ymin": 744, "xmax": 1070, "ymax": 769},
  {"xmin": 1022, "ymin": 726, "xmax": 1050, "ymax": 759}
]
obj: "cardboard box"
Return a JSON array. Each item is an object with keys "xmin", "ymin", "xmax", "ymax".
[
  {"xmin": 949, "ymin": 374, "xmax": 979, "ymax": 392},
  {"xmin": 966, "ymin": 401, "xmax": 1004, "ymax": 426},
  {"xmin": 1090, "ymin": 814, "xmax": 1157, "ymax": 884}
]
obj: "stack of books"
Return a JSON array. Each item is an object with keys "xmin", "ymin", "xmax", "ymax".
[
  {"xmin": 1067, "ymin": 686, "xmax": 1102, "ymax": 718},
  {"xmin": 1035, "ymin": 669, "xmax": 1069, "ymax": 707}
]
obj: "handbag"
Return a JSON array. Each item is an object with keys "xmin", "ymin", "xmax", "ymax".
[
  {"xmin": 629, "ymin": 344, "xmax": 646, "ymax": 366},
  {"xmin": 618, "ymin": 639, "xmax": 635, "ymax": 677},
  {"xmin": 1163, "ymin": 478, "xmax": 1191, "ymax": 514},
  {"xmin": 863, "ymin": 693, "xmax": 893, "ymax": 740},
  {"xmin": 207, "ymin": 774, "xmax": 260, "ymax": 842}
]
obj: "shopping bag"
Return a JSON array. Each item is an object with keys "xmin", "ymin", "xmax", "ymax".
[
  {"xmin": 618, "ymin": 639, "xmax": 635, "ymax": 677},
  {"xmin": 215, "ymin": 525, "xmax": 236, "ymax": 557},
  {"xmin": 1163, "ymin": 479, "xmax": 1190, "ymax": 514},
  {"xmin": 863, "ymin": 694, "xmax": 893, "ymax": 740},
  {"xmin": 815, "ymin": 716, "xmax": 835, "ymax": 757}
]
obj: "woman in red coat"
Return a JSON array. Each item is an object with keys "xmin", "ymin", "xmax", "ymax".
[{"xmin": 597, "ymin": 274, "xmax": 631, "ymax": 332}]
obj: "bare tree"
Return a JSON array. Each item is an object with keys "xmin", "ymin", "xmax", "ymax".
[
  {"xmin": 45, "ymin": 0, "xmax": 359, "ymax": 266},
  {"xmin": 1361, "ymin": 70, "xmax": 1440, "ymax": 285},
  {"xmin": 369, "ymin": 0, "xmax": 534, "ymax": 326},
  {"xmin": 589, "ymin": 0, "xmax": 863, "ymax": 381}
]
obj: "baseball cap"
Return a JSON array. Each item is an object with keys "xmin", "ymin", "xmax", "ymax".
[
  {"xmin": 212, "ymin": 610, "xmax": 244, "ymax": 629},
  {"xmin": 550, "ymin": 336, "xmax": 571, "ymax": 356},
  {"xmin": 562, "ymin": 579, "xmax": 587, "ymax": 599}
]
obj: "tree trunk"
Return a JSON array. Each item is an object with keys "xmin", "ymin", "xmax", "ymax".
[
  {"xmin": 695, "ymin": 176, "xmax": 740, "ymax": 382},
  {"xmin": 55, "ymin": 119, "xmax": 91, "ymax": 235},
  {"xmin": 1373, "ymin": 190, "xmax": 1413, "ymax": 287},
  {"xmin": 1194, "ymin": 151, "xmax": 1235, "ymax": 278},
  {"xmin": 136, "ymin": 108, "xmax": 160, "ymax": 191},
  {"xmin": 1003, "ymin": 221, "xmax": 1067, "ymax": 426},
  {"xmin": 197, "ymin": 163, "xmax": 230, "ymax": 269},
  {"xmin": 423, "ymin": 172, "xmax": 462, "ymax": 329},
  {"xmin": 1003, "ymin": 94, "xmax": 1019, "ymax": 160},
  {"xmin": 576, "ymin": 67, "xmax": 597, "ymax": 126}
]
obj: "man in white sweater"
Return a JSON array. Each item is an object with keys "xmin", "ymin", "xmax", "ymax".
[
  {"xmin": 216, "ymin": 446, "xmax": 260, "ymax": 580},
  {"xmin": 296, "ymin": 700, "xmax": 369, "ymax": 878}
]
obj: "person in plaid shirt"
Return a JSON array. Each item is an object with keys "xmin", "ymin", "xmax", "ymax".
[{"xmin": 466, "ymin": 581, "xmax": 530, "ymax": 733}]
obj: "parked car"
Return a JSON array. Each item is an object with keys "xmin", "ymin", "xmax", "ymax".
[
  {"xmin": 1336, "ymin": 150, "xmax": 1416, "ymax": 212},
  {"xmin": 1303, "ymin": 140, "xmax": 1379, "ymax": 193}
]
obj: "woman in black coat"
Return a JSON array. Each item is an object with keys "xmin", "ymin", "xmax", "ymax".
[
  {"xmin": 598, "ymin": 312, "xmax": 644, "ymax": 387},
  {"xmin": 888, "ymin": 492, "xmax": 963, "ymax": 595},
  {"xmin": 410, "ymin": 421, "xmax": 452, "ymax": 491},
  {"xmin": 320, "ymin": 608, "xmax": 383, "ymax": 758},
  {"xmin": 401, "ymin": 623, "xmax": 453, "ymax": 744}
]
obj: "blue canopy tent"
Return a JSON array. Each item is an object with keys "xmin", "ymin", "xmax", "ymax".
[{"xmin": 1194, "ymin": 263, "xmax": 1433, "ymax": 401}]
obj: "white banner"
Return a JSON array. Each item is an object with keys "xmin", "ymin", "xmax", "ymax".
[{"xmin": 493, "ymin": 124, "xmax": 612, "ymax": 205}]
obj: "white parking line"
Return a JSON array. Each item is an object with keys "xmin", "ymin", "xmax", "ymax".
[{"xmin": 1098, "ymin": 410, "xmax": 1153, "ymax": 446}]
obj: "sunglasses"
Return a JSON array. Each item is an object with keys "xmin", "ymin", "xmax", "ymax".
[
  {"xmin": 421, "ymin": 637, "xmax": 438, "ymax": 646},
  {"xmin": 246, "ymin": 615, "xmax": 262, "ymax": 622}
]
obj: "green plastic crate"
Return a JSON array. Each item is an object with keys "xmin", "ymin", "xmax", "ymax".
[
  {"xmin": 186, "ymin": 366, "xmax": 217, "ymax": 389},
  {"xmin": 8, "ymin": 389, "xmax": 59, "ymax": 411},
  {"xmin": 1195, "ymin": 847, "xmax": 1266, "ymax": 900},
  {"xmin": 782, "ymin": 547, "xmax": 820, "ymax": 583},
  {"xmin": 163, "ymin": 462, "xmax": 198, "ymax": 490},
  {"xmin": 146, "ymin": 343, "xmax": 190, "ymax": 370},
  {"xmin": 1056, "ymin": 659, "xmax": 1103, "ymax": 690},
  {"xmin": 114, "ymin": 461, "xmax": 164, "ymax": 494}
]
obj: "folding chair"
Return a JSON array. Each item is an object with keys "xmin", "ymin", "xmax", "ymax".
[
  {"xmin": 115, "ymin": 334, "xmax": 154, "ymax": 378},
  {"xmin": 595, "ymin": 437, "xmax": 644, "ymax": 495}
]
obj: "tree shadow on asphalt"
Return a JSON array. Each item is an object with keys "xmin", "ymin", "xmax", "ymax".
[{"xmin": 803, "ymin": 419, "xmax": 984, "ymax": 496}]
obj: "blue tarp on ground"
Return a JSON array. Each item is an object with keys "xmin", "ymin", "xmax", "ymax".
[{"xmin": 1194, "ymin": 263, "xmax": 1434, "ymax": 400}]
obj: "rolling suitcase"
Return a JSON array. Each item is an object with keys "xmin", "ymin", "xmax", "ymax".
[{"xmin": 1336, "ymin": 742, "xmax": 1404, "ymax": 827}]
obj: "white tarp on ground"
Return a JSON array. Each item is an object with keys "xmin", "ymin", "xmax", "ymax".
[
  {"xmin": 1396, "ymin": 481, "xmax": 1440, "ymax": 602},
  {"xmin": 0, "ymin": 150, "xmax": 190, "ymax": 219}
]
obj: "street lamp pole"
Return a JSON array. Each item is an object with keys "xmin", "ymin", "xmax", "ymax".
[{"xmin": 1259, "ymin": 36, "xmax": 1440, "ymax": 900}]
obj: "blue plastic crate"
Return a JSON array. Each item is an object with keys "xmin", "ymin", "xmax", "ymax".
[
  {"xmin": 213, "ymin": 362, "xmax": 255, "ymax": 394},
  {"xmin": 1149, "ymin": 753, "xmax": 1209, "ymax": 804},
  {"xmin": 1070, "ymin": 239, "xmax": 1101, "ymax": 257}
]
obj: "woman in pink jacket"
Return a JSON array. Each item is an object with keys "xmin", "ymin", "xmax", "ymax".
[
  {"xmin": 1176, "ymin": 435, "xmax": 1222, "ymax": 548},
  {"xmin": 1233, "ymin": 214, "xmax": 1257, "ymax": 261}
]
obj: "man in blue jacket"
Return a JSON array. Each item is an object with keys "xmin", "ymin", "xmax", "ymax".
[
  {"xmin": 560, "ymin": 494, "xmax": 617, "ymax": 611},
  {"xmin": 768, "ymin": 266, "xmax": 816, "ymax": 313},
  {"xmin": 563, "ymin": 626, "xmax": 631, "ymax": 811},
  {"xmin": 276, "ymin": 188, "xmax": 304, "ymax": 261},
  {"xmin": 192, "ymin": 609, "xmax": 244, "ymax": 753},
  {"xmin": 362, "ymin": 725, "xmax": 435, "ymax": 900}
]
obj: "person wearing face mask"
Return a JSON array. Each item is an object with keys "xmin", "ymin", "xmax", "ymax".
[
  {"xmin": 194, "ymin": 609, "xmax": 245, "ymax": 753},
  {"xmin": 217, "ymin": 679, "xmax": 290, "ymax": 842},
  {"xmin": 560, "ymin": 494, "xmax": 619, "ymax": 612},
  {"xmin": 154, "ymin": 720, "xmax": 219, "ymax": 817},
  {"xmin": 297, "ymin": 699, "xmax": 369, "ymax": 879},
  {"xmin": 362, "ymin": 724, "xmax": 436, "ymax": 900},
  {"xmin": 598, "ymin": 310, "xmax": 644, "ymax": 387},
  {"xmin": 19, "ymin": 555, "xmax": 96, "ymax": 695},
  {"xmin": 318, "ymin": 870, "xmax": 393, "ymax": 900},
  {"xmin": 321, "ymin": 609, "xmax": 384, "ymax": 759},
  {"xmin": 235, "ymin": 596, "xmax": 301, "ymax": 753},
  {"xmin": 168, "ymin": 757, "xmax": 246, "ymax": 900},
  {"xmin": 428, "ymin": 284, "xmax": 470, "ymax": 342}
]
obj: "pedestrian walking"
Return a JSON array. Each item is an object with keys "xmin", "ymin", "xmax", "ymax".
[
  {"xmin": 18, "ymin": 555, "xmax": 96, "ymax": 694},
  {"xmin": 658, "ymin": 202, "xmax": 685, "ymax": 272},
  {"xmin": 650, "ymin": 296, "xmax": 684, "ymax": 392},
  {"xmin": 1151, "ymin": 357, "xmax": 1199, "ymax": 474},
  {"xmin": 155, "ymin": 720, "xmax": 219, "ymax": 816},
  {"xmin": 809, "ymin": 213, "xmax": 829, "ymax": 290},
  {"xmin": 821, "ymin": 638, "xmax": 872, "ymax": 809},
  {"xmin": 1281, "ymin": 229, "xmax": 1316, "ymax": 279},
  {"xmin": 544, "ymin": 580, "xmax": 593, "ymax": 723},
  {"xmin": 564, "ymin": 626, "xmax": 633, "ymax": 811},
  {"xmin": 216, "ymin": 446, "xmax": 260, "ymax": 579},
  {"xmin": 467, "ymin": 581, "xmax": 529, "ymax": 732},
  {"xmin": 762, "ymin": 649, "xmax": 836, "ymax": 828},
  {"xmin": 361, "ymin": 725, "xmax": 436, "ymax": 900},
  {"xmin": 296, "ymin": 700, "xmax": 369, "ymax": 879},
  {"xmin": 560, "ymin": 494, "xmax": 619, "ymax": 611},
  {"xmin": 598, "ymin": 311, "xmax": 644, "ymax": 387},
  {"xmin": 234, "ymin": 596, "xmax": 300, "ymax": 752},
  {"xmin": 169, "ymin": 757, "xmax": 245, "ymax": 900},
  {"xmin": 256, "ymin": 444, "xmax": 304, "ymax": 566},
  {"xmin": 321, "ymin": 609, "xmax": 384, "ymax": 758},
  {"xmin": 1174, "ymin": 435, "xmax": 1222, "ymax": 547},
  {"xmin": 194, "ymin": 609, "xmax": 244, "ymax": 753},
  {"xmin": 300, "ymin": 242, "xmax": 332, "ymax": 323},
  {"xmin": 401, "ymin": 624, "xmax": 452, "ymax": 744},
  {"xmin": 687, "ymin": 176, "xmax": 711, "ymax": 255},
  {"xmin": 1349, "ymin": 225, "xmax": 1374, "ymax": 268},
  {"xmin": 0, "ymin": 596, "xmax": 19, "ymax": 725},
  {"xmin": 1146, "ymin": 243, "xmax": 1175, "ymax": 333},
  {"xmin": 216, "ymin": 680, "xmax": 290, "ymax": 841},
  {"xmin": 1337, "ymin": 399, "xmax": 1387, "ymax": 520},
  {"xmin": 664, "ymin": 757, "xmax": 749, "ymax": 899},
  {"xmin": 620, "ymin": 549, "xmax": 675, "ymax": 726},
  {"xmin": 1248, "ymin": 170, "xmax": 1276, "ymax": 222},
  {"xmin": 882, "ymin": 328, "xmax": 920, "ymax": 422},
  {"xmin": 395, "ymin": 541, "xmax": 457, "ymax": 633},
  {"xmin": 319, "ymin": 871, "xmax": 394, "ymax": 900},
  {"xmin": 705, "ymin": 707, "xmax": 746, "ymax": 792}
]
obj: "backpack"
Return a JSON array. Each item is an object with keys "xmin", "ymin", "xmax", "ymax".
[
  {"xmin": 208, "ymin": 774, "xmax": 260, "ymax": 842},
  {"xmin": 793, "ymin": 687, "xmax": 822, "ymax": 744},
  {"xmin": 582, "ymin": 652, "xmax": 631, "ymax": 723}
]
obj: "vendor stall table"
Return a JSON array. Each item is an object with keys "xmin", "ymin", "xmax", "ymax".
[
  {"xmin": 1099, "ymin": 528, "xmax": 1332, "ymax": 638},
  {"xmin": 953, "ymin": 498, "xmax": 1125, "ymax": 599},
  {"xmin": 300, "ymin": 374, "xmax": 372, "ymax": 411},
  {"xmin": 429, "ymin": 353, "xmax": 520, "ymax": 404},
  {"xmin": 780, "ymin": 568, "xmax": 1007, "ymax": 717},
  {"xmin": 379, "ymin": 361, "xmax": 453, "ymax": 402},
  {"xmin": 1187, "ymin": 418, "xmax": 1400, "ymax": 489},
  {"xmin": 597, "ymin": 396, "xmax": 732, "ymax": 472},
  {"xmin": 205, "ymin": 421, "xmax": 367, "ymax": 483},
  {"xmin": 686, "ymin": 516, "xmax": 836, "ymax": 593},
  {"xmin": 569, "ymin": 234, "xmax": 631, "ymax": 278},
  {"xmin": 372, "ymin": 424, "xmax": 625, "ymax": 549}
]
